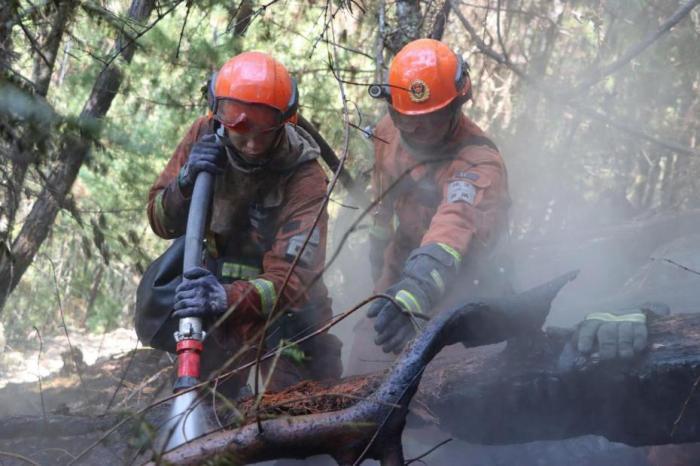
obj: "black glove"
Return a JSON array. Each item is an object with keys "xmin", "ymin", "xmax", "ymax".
[
  {"xmin": 177, "ymin": 133, "xmax": 224, "ymax": 193},
  {"xmin": 173, "ymin": 266, "xmax": 228, "ymax": 319},
  {"xmin": 367, "ymin": 243, "xmax": 460, "ymax": 354},
  {"xmin": 576, "ymin": 302, "xmax": 669, "ymax": 360}
]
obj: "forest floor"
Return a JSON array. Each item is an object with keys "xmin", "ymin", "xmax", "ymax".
[
  {"xmin": 0, "ymin": 327, "xmax": 140, "ymax": 389},
  {"xmin": 0, "ymin": 328, "xmax": 169, "ymax": 418},
  {"xmin": 4, "ymin": 207, "xmax": 700, "ymax": 465}
]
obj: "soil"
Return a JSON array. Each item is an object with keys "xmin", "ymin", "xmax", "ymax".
[{"xmin": 0, "ymin": 328, "xmax": 173, "ymax": 466}]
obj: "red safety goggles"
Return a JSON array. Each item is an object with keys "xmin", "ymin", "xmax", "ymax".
[{"xmin": 214, "ymin": 98, "xmax": 284, "ymax": 134}]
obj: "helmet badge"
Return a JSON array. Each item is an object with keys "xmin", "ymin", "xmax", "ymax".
[{"xmin": 409, "ymin": 79, "xmax": 430, "ymax": 103}]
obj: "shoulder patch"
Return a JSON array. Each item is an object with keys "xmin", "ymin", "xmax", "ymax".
[{"xmin": 447, "ymin": 180, "xmax": 477, "ymax": 205}]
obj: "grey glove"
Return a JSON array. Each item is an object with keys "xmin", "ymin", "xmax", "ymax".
[
  {"xmin": 173, "ymin": 266, "xmax": 228, "ymax": 319},
  {"xmin": 177, "ymin": 133, "xmax": 224, "ymax": 193},
  {"xmin": 576, "ymin": 302, "xmax": 669, "ymax": 360}
]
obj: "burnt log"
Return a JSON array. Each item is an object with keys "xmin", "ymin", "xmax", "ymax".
[{"xmin": 155, "ymin": 271, "xmax": 700, "ymax": 465}]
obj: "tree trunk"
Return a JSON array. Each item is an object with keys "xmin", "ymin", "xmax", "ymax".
[
  {"xmin": 82, "ymin": 264, "xmax": 104, "ymax": 327},
  {"xmin": 32, "ymin": 0, "xmax": 78, "ymax": 97},
  {"xmin": 0, "ymin": 0, "xmax": 156, "ymax": 313}
]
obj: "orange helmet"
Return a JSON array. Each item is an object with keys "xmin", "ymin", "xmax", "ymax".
[
  {"xmin": 209, "ymin": 51, "xmax": 298, "ymax": 132},
  {"xmin": 369, "ymin": 39, "xmax": 471, "ymax": 115}
]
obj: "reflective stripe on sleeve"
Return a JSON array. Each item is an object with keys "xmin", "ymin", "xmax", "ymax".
[
  {"xmin": 585, "ymin": 312, "xmax": 646, "ymax": 324},
  {"xmin": 154, "ymin": 190, "xmax": 167, "ymax": 226},
  {"xmin": 249, "ymin": 278, "xmax": 277, "ymax": 315},
  {"xmin": 221, "ymin": 263, "xmax": 260, "ymax": 280},
  {"xmin": 437, "ymin": 242, "xmax": 462, "ymax": 267}
]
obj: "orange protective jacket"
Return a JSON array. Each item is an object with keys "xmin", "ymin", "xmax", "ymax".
[
  {"xmin": 371, "ymin": 113, "xmax": 510, "ymax": 291},
  {"xmin": 147, "ymin": 116, "xmax": 331, "ymax": 338}
]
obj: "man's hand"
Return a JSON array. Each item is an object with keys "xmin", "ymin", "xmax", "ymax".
[
  {"xmin": 367, "ymin": 243, "xmax": 461, "ymax": 354},
  {"xmin": 177, "ymin": 133, "xmax": 225, "ymax": 192},
  {"xmin": 173, "ymin": 266, "xmax": 228, "ymax": 319},
  {"xmin": 576, "ymin": 303, "xmax": 670, "ymax": 360},
  {"xmin": 367, "ymin": 278, "xmax": 429, "ymax": 354}
]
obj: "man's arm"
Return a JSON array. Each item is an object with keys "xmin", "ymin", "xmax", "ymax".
[
  {"xmin": 146, "ymin": 117, "xmax": 210, "ymax": 239},
  {"xmin": 420, "ymin": 146, "xmax": 509, "ymax": 257}
]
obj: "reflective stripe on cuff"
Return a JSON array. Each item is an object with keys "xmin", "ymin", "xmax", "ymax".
[
  {"xmin": 154, "ymin": 190, "xmax": 167, "ymax": 226},
  {"xmin": 437, "ymin": 242, "xmax": 462, "ymax": 267},
  {"xmin": 585, "ymin": 312, "xmax": 646, "ymax": 324},
  {"xmin": 395, "ymin": 289, "xmax": 423, "ymax": 315},
  {"xmin": 250, "ymin": 278, "xmax": 276, "ymax": 315},
  {"xmin": 430, "ymin": 269, "xmax": 446, "ymax": 294},
  {"xmin": 221, "ymin": 263, "xmax": 261, "ymax": 280}
]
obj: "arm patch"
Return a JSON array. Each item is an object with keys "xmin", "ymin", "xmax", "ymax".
[
  {"xmin": 447, "ymin": 180, "xmax": 477, "ymax": 204},
  {"xmin": 285, "ymin": 227, "xmax": 321, "ymax": 266}
]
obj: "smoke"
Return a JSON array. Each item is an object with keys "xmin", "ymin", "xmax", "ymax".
[{"xmin": 315, "ymin": 4, "xmax": 700, "ymax": 462}]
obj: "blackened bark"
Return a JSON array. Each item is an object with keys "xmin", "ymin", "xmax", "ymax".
[{"xmin": 387, "ymin": 0, "xmax": 421, "ymax": 52}]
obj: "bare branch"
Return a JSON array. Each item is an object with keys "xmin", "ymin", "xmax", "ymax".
[
  {"xmin": 569, "ymin": 0, "xmax": 700, "ymax": 96},
  {"xmin": 174, "ymin": 1, "xmax": 192, "ymax": 60},
  {"xmin": 448, "ymin": 0, "xmax": 700, "ymax": 158},
  {"xmin": 428, "ymin": 0, "xmax": 451, "ymax": 41}
]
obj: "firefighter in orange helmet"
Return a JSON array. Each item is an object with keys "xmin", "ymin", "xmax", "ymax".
[
  {"xmin": 354, "ymin": 39, "xmax": 512, "ymax": 361},
  {"xmin": 141, "ymin": 52, "xmax": 341, "ymax": 395}
]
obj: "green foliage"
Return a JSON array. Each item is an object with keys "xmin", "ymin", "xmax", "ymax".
[{"xmin": 1, "ymin": 0, "xmax": 699, "ymax": 343}]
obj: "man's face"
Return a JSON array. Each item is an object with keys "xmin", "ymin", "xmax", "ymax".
[
  {"xmin": 226, "ymin": 127, "xmax": 282, "ymax": 159},
  {"xmin": 215, "ymin": 99, "xmax": 284, "ymax": 159},
  {"xmin": 389, "ymin": 103, "xmax": 456, "ymax": 148}
]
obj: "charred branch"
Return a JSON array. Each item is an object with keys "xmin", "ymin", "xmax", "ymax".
[
  {"xmin": 155, "ymin": 272, "xmax": 578, "ymax": 465},
  {"xmin": 149, "ymin": 271, "xmax": 700, "ymax": 464}
]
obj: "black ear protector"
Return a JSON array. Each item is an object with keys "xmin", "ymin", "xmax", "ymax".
[
  {"xmin": 454, "ymin": 55, "xmax": 470, "ymax": 93},
  {"xmin": 368, "ymin": 53, "xmax": 472, "ymax": 102},
  {"xmin": 280, "ymin": 77, "xmax": 298, "ymax": 121},
  {"xmin": 207, "ymin": 72, "xmax": 299, "ymax": 122},
  {"xmin": 454, "ymin": 55, "xmax": 473, "ymax": 102}
]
